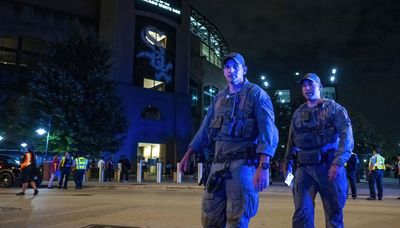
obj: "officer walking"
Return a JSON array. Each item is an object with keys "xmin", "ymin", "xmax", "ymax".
[
  {"xmin": 367, "ymin": 147, "xmax": 385, "ymax": 200},
  {"xmin": 74, "ymin": 152, "xmax": 88, "ymax": 189},
  {"xmin": 285, "ymin": 73, "xmax": 354, "ymax": 228},
  {"xmin": 58, "ymin": 152, "xmax": 73, "ymax": 189},
  {"xmin": 180, "ymin": 52, "xmax": 278, "ymax": 227},
  {"xmin": 346, "ymin": 152, "xmax": 359, "ymax": 199}
]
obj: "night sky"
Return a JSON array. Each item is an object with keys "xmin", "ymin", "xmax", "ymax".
[{"xmin": 189, "ymin": 0, "xmax": 400, "ymax": 150}]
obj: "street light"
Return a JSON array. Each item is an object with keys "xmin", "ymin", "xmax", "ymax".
[
  {"xmin": 0, "ymin": 136, "xmax": 3, "ymax": 141},
  {"xmin": 36, "ymin": 128, "xmax": 46, "ymax": 136},
  {"xmin": 295, "ymin": 72, "xmax": 300, "ymax": 76},
  {"xmin": 260, "ymin": 74, "xmax": 269, "ymax": 89},
  {"xmin": 36, "ymin": 119, "xmax": 51, "ymax": 160},
  {"xmin": 21, "ymin": 142, "xmax": 27, "ymax": 147},
  {"xmin": 330, "ymin": 68, "xmax": 337, "ymax": 84}
]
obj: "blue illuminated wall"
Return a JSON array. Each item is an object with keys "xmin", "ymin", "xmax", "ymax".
[{"xmin": 0, "ymin": 0, "xmax": 224, "ymax": 170}]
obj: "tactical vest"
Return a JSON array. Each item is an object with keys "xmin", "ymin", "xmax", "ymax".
[
  {"xmin": 292, "ymin": 100, "xmax": 338, "ymax": 150},
  {"xmin": 209, "ymin": 83, "xmax": 258, "ymax": 142},
  {"xmin": 75, "ymin": 157, "xmax": 88, "ymax": 170},
  {"xmin": 61, "ymin": 156, "xmax": 73, "ymax": 168}
]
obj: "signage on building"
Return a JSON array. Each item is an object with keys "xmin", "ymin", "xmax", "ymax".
[
  {"xmin": 137, "ymin": 25, "xmax": 173, "ymax": 84},
  {"xmin": 135, "ymin": 0, "xmax": 181, "ymax": 23},
  {"xmin": 134, "ymin": 16, "xmax": 176, "ymax": 92}
]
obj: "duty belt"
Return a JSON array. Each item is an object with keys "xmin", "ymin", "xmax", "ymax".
[
  {"xmin": 296, "ymin": 148, "xmax": 332, "ymax": 166},
  {"xmin": 213, "ymin": 152, "xmax": 247, "ymax": 163}
]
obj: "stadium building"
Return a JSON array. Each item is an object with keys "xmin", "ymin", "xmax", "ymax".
[{"xmin": 0, "ymin": 0, "xmax": 229, "ymax": 171}]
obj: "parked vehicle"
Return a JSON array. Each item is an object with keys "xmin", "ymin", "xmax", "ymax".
[
  {"xmin": 0, "ymin": 154, "xmax": 21, "ymax": 187},
  {"xmin": 0, "ymin": 153, "xmax": 43, "ymax": 188}
]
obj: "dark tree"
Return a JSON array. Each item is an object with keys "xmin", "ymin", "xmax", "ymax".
[
  {"xmin": 351, "ymin": 114, "xmax": 385, "ymax": 155},
  {"xmin": 23, "ymin": 25, "xmax": 127, "ymax": 155}
]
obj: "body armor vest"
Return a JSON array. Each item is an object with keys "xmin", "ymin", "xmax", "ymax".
[
  {"xmin": 292, "ymin": 100, "xmax": 338, "ymax": 150},
  {"xmin": 209, "ymin": 83, "xmax": 258, "ymax": 142}
]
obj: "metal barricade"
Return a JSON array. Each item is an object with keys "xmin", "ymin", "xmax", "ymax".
[
  {"xmin": 137, "ymin": 160, "xmax": 142, "ymax": 183},
  {"xmin": 176, "ymin": 162, "xmax": 182, "ymax": 183},
  {"xmin": 197, "ymin": 162, "xmax": 203, "ymax": 184}
]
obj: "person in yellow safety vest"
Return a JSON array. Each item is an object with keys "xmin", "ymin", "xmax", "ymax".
[
  {"xmin": 74, "ymin": 152, "xmax": 88, "ymax": 190},
  {"xmin": 367, "ymin": 147, "xmax": 386, "ymax": 200},
  {"xmin": 16, "ymin": 146, "xmax": 39, "ymax": 196}
]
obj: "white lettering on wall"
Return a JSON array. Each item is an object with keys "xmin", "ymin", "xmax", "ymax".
[{"xmin": 141, "ymin": 0, "xmax": 181, "ymax": 15}]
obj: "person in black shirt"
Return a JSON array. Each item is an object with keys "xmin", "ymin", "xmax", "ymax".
[
  {"xmin": 121, "ymin": 155, "xmax": 130, "ymax": 182},
  {"xmin": 346, "ymin": 152, "xmax": 359, "ymax": 199}
]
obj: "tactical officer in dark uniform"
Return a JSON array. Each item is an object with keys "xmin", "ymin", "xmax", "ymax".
[
  {"xmin": 180, "ymin": 52, "xmax": 278, "ymax": 227},
  {"xmin": 285, "ymin": 73, "xmax": 354, "ymax": 228},
  {"xmin": 346, "ymin": 152, "xmax": 359, "ymax": 199}
]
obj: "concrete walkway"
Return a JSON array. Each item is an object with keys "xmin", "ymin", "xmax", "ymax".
[
  {"xmin": 0, "ymin": 178, "xmax": 398, "ymax": 228},
  {"xmin": 72, "ymin": 177, "xmax": 400, "ymax": 197}
]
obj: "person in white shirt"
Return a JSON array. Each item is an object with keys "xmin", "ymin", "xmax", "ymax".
[{"xmin": 97, "ymin": 156, "xmax": 105, "ymax": 182}]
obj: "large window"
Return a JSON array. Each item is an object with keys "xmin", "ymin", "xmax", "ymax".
[
  {"xmin": 0, "ymin": 36, "xmax": 47, "ymax": 91},
  {"xmin": 190, "ymin": 8, "xmax": 229, "ymax": 68},
  {"xmin": 0, "ymin": 37, "xmax": 47, "ymax": 67},
  {"xmin": 200, "ymin": 43, "xmax": 221, "ymax": 67},
  {"xmin": 143, "ymin": 78, "xmax": 165, "ymax": 91},
  {"xmin": 203, "ymin": 85, "xmax": 219, "ymax": 115}
]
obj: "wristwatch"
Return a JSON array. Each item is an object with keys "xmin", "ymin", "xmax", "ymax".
[{"xmin": 258, "ymin": 162, "xmax": 270, "ymax": 170}]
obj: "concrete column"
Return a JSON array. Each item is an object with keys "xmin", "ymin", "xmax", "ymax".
[{"xmin": 99, "ymin": 0, "xmax": 135, "ymax": 84}]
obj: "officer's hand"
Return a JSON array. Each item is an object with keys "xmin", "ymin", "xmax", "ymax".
[
  {"xmin": 253, "ymin": 168, "xmax": 269, "ymax": 192},
  {"xmin": 328, "ymin": 164, "xmax": 342, "ymax": 182},
  {"xmin": 179, "ymin": 148, "xmax": 194, "ymax": 176}
]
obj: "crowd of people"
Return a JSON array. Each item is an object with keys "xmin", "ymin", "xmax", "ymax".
[{"xmin": 16, "ymin": 148, "xmax": 184, "ymax": 195}]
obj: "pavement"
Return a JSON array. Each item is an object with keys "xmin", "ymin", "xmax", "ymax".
[
  {"xmin": 59, "ymin": 176, "xmax": 400, "ymax": 197},
  {"xmin": 0, "ymin": 177, "xmax": 398, "ymax": 228}
]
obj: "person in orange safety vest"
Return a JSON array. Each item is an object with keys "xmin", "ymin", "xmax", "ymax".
[{"xmin": 16, "ymin": 146, "xmax": 39, "ymax": 196}]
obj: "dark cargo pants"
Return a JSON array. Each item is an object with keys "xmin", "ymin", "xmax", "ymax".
[
  {"xmin": 202, "ymin": 160, "xmax": 258, "ymax": 228},
  {"xmin": 346, "ymin": 170, "xmax": 357, "ymax": 198},
  {"xmin": 368, "ymin": 170, "xmax": 383, "ymax": 199},
  {"xmin": 292, "ymin": 163, "xmax": 347, "ymax": 228}
]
